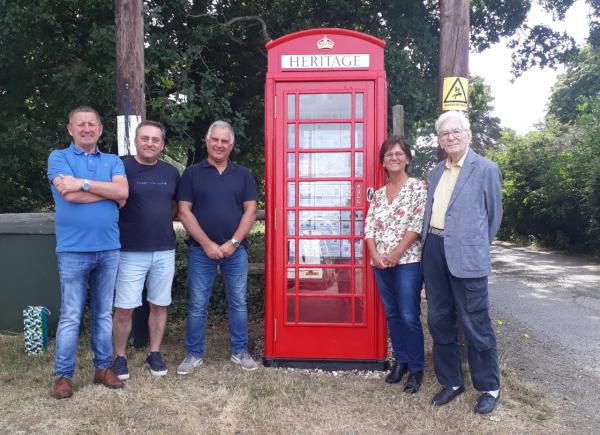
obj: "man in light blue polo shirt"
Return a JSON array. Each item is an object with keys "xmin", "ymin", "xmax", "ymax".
[{"xmin": 47, "ymin": 106, "xmax": 128, "ymax": 399}]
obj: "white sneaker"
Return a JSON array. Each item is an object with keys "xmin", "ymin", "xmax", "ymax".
[
  {"xmin": 176, "ymin": 355, "xmax": 203, "ymax": 375},
  {"xmin": 231, "ymin": 351, "xmax": 259, "ymax": 371}
]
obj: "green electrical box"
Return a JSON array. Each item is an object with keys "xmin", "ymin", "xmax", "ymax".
[{"xmin": 0, "ymin": 213, "xmax": 60, "ymax": 335}]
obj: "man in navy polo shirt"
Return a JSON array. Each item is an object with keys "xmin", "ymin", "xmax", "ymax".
[
  {"xmin": 112, "ymin": 120, "xmax": 180, "ymax": 380},
  {"xmin": 47, "ymin": 106, "xmax": 128, "ymax": 399},
  {"xmin": 176, "ymin": 120, "xmax": 259, "ymax": 374}
]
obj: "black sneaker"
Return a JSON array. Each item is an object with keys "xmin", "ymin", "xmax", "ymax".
[
  {"xmin": 112, "ymin": 356, "xmax": 129, "ymax": 380},
  {"xmin": 146, "ymin": 352, "xmax": 168, "ymax": 376}
]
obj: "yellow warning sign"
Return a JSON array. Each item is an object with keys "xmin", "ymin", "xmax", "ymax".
[{"xmin": 442, "ymin": 77, "xmax": 469, "ymax": 111}]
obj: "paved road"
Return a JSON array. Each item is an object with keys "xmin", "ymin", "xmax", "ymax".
[{"xmin": 489, "ymin": 241, "xmax": 600, "ymax": 434}]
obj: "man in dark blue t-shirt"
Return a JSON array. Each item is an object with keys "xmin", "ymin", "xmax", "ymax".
[
  {"xmin": 176, "ymin": 120, "xmax": 259, "ymax": 374},
  {"xmin": 112, "ymin": 121, "xmax": 180, "ymax": 380}
]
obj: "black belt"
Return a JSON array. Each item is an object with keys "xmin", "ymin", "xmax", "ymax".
[{"xmin": 428, "ymin": 227, "xmax": 444, "ymax": 236}]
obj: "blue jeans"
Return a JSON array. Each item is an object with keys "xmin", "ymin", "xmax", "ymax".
[
  {"xmin": 54, "ymin": 250, "xmax": 120, "ymax": 378},
  {"xmin": 374, "ymin": 262, "xmax": 425, "ymax": 372},
  {"xmin": 185, "ymin": 245, "xmax": 249, "ymax": 356}
]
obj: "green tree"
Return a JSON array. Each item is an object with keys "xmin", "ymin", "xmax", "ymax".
[
  {"xmin": 468, "ymin": 75, "xmax": 502, "ymax": 153},
  {"xmin": 1, "ymin": 0, "xmax": 594, "ymax": 212},
  {"xmin": 548, "ymin": 46, "xmax": 600, "ymax": 124},
  {"xmin": 570, "ymin": 95, "xmax": 600, "ymax": 249},
  {"xmin": 0, "ymin": 0, "xmax": 117, "ymax": 212},
  {"xmin": 491, "ymin": 127, "xmax": 586, "ymax": 249},
  {"xmin": 494, "ymin": 31, "xmax": 600, "ymax": 253}
]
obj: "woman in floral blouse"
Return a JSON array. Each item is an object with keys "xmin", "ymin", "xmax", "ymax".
[{"xmin": 364, "ymin": 136, "xmax": 427, "ymax": 394}]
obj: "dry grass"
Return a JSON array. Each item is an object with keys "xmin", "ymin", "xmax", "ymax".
[{"xmin": 0, "ymin": 320, "xmax": 565, "ymax": 434}]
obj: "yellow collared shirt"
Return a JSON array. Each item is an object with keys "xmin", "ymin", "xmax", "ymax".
[{"xmin": 429, "ymin": 150, "xmax": 469, "ymax": 229}]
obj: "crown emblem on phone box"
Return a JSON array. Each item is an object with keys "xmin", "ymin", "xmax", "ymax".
[{"xmin": 317, "ymin": 35, "xmax": 335, "ymax": 50}]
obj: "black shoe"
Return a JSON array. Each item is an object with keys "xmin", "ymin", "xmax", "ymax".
[
  {"xmin": 403, "ymin": 371, "xmax": 423, "ymax": 394},
  {"xmin": 431, "ymin": 385, "xmax": 465, "ymax": 406},
  {"xmin": 112, "ymin": 356, "xmax": 129, "ymax": 381},
  {"xmin": 385, "ymin": 362, "xmax": 408, "ymax": 384},
  {"xmin": 474, "ymin": 392, "xmax": 500, "ymax": 414},
  {"xmin": 146, "ymin": 352, "xmax": 168, "ymax": 376}
]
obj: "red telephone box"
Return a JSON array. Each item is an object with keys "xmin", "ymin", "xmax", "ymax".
[{"xmin": 264, "ymin": 28, "xmax": 387, "ymax": 369}]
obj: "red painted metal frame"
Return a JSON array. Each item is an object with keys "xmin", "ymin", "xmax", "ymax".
[
  {"xmin": 275, "ymin": 82, "xmax": 373, "ymax": 358},
  {"xmin": 264, "ymin": 28, "xmax": 387, "ymax": 364}
]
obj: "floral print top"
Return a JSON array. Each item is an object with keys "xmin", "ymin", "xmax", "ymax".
[{"xmin": 364, "ymin": 177, "xmax": 427, "ymax": 265}]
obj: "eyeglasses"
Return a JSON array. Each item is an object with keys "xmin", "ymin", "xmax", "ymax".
[
  {"xmin": 383, "ymin": 152, "xmax": 405, "ymax": 159},
  {"xmin": 438, "ymin": 128, "xmax": 466, "ymax": 140}
]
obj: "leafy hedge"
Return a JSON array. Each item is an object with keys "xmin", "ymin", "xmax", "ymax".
[{"xmin": 490, "ymin": 97, "xmax": 600, "ymax": 253}]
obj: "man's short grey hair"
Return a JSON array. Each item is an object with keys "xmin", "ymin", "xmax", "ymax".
[
  {"xmin": 435, "ymin": 110, "xmax": 470, "ymax": 133},
  {"xmin": 206, "ymin": 120, "xmax": 235, "ymax": 144},
  {"xmin": 135, "ymin": 120, "xmax": 166, "ymax": 142},
  {"xmin": 69, "ymin": 106, "xmax": 101, "ymax": 124}
]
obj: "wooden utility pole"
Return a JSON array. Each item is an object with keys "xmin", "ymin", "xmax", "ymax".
[
  {"xmin": 439, "ymin": 0, "xmax": 469, "ymax": 110},
  {"xmin": 438, "ymin": 0, "xmax": 470, "ymax": 160},
  {"xmin": 115, "ymin": 0, "xmax": 145, "ymax": 156},
  {"xmin": 115, "ymin": 0, "xmax": 150, "ymax": 347},
  {"xmin": 392, "ymin": 105, "xmax": 405, "ymax": 137}
]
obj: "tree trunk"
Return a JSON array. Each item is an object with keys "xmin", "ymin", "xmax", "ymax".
[{"xmin": 115, "ymin": 0, "xmax": 145, "ymax": 156}]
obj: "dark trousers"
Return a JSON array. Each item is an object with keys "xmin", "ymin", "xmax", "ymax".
[{"xmin": 422, "ymin": 233, "xmax": 499, "ymax": 391}]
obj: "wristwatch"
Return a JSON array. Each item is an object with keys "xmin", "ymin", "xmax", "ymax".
[
  {"xmin": 230, "ymin": 238, "xmax": 240, "ymax": 248},
  {"xmin": 82, "ymin": 179, "xmax": 91, "ymax": 192}
]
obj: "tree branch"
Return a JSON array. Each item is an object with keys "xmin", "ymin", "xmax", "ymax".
[{"xmin": 187, "ymin": 13, "xmax": 271, "ymax": 43}]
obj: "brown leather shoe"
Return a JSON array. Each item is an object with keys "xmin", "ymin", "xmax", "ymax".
[
  {"xmin": 51, "ymin": 377, "xmax": 73, "ymax": 399},
  {"xmin": 93, "ymin": 368, "xmax": 124, "ymax": 389}
]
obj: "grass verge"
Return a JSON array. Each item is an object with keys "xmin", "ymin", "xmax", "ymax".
[{"xmin": 0, "ymin": 318, "xmax": 565, "ymax": 434}]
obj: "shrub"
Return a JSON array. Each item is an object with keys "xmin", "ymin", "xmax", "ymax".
[{"xmin": 171, "ymin": 225, "xmax": 265, "ymax": 321}]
